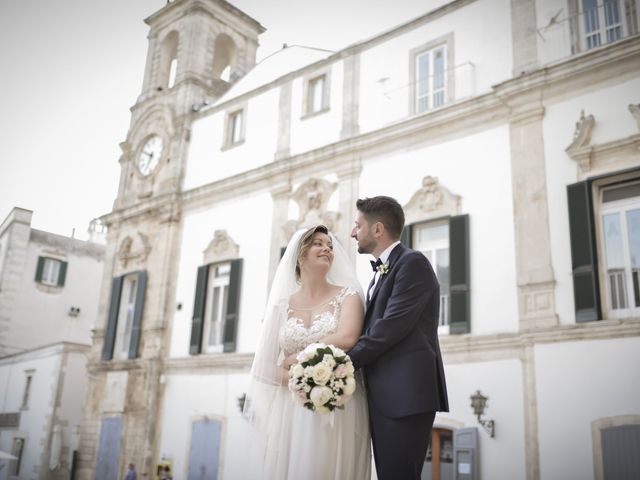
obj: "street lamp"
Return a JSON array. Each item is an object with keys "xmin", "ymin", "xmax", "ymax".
[{"xmin": 470, "ymin": 390, "xmax": 495, "ymax": 437}]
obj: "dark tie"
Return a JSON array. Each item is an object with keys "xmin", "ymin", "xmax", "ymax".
[{"xmin": 370, "ymin": 258, "xmax": 382, "ymax": 272}]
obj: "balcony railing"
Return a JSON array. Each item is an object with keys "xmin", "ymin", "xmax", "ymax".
[{"xmin": 537, "ymin": 0, "xmax": 639, "ymax": 65}]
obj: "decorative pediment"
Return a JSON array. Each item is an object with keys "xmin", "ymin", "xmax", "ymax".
[
  {"xmin": 282, "ymin": 178, "xmax": 341, "ymax": 241},
  {"xmin": 203, "ymin": 230, "xmax": 239, "ymax": 264},
  {"xmin": 565, "ymin": 110, "xmax": 595, "ymax": 170},
  {"xmin": 404, "ymin": 176, "xmax": 461, "ymax": 224},
  {"xmin": 629, "ymin": 104, "xmax": 640, "ymax": 131},
  {"xmin": 118, "ymin": 232, "xmax": 151, "ymax": 268}
]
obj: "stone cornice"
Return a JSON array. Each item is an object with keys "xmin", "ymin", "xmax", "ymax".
[{"xmin": 87, "ymin": 318, "xmax": 640, "ymax": 374}]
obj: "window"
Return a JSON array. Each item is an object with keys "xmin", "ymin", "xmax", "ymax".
[
  {"xmin": 224, "ymin": 109, "xmax": 245, "ymax": 148},
  {"xmin": 168, "ymin": 58, "xmax": 178, "ymax": 88},
  {"xmin": 101, "ymin": 271, "xmax": 147, "ymax": 361},
  {"xmin": 582, "ymin": 0, "xmax": 624, "ymax": 49},
  {"xmin": 600, "ymin": 181, "xmax": 640, "ymax": 317},
  {"xmin": 413, "ymin": 220, "xmax": 450, "ymax": 330},
  {"xmin": 35, "ymin": 256, "xmax": 67, "ymax": 287},
  {"xmin": 21, "ymin": 371, "xmax": 34, "ymax": 409},
  {"xmin": 9, "ymin": 438, "xmax": 25, "ymax": 476},
  {"xmin": 308, "ymin": 75, "xmax": 326, "ymax": 114},
  {"xmin": 204, "ymin": 263, "xmax": 231, "ymax": 353},
  {"xmin": 113, "ymin": 274, "xmax": 139, "ymax": 360},
  {"xmin": 567, "ymin": 172, "xmax": 640, "ymax": 322},
  {"xmin": 424, "ymin": 428, "xmax": 454, "ymax": 479},
  {"xmin": 403, "ymin": 214, "xmax": 469, "ymax": 334},
  {"xmin": 190, "ymin": 259, "xmax": 243, "ymax": 354},
  {"xmin": 415, "ymin": 45, "xmax": 447, "ymax": 113}
]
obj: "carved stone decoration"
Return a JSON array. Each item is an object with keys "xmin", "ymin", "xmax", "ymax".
[
  {"xmin": 282, "ymin": 178, "xmax": 340, "ymax": 242},
  {"xmin": 404, "ymin": 176, "xmax": 461, "ymax": 224},
  {"xmin": 565, "ymin": 110, "xmax": 596, "ymax": 170},
  {"xmin": 629, "ymin": 104, "xmax": 640, "ymax": 131},
  {"xmin": 203, "ymin": 230, "xmax": 239, "ymax": 264},
  {"xmin": 118, "ymin": 232, "xmax": 151, "ymax": 268}
]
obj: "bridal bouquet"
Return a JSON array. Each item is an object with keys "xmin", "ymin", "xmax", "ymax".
[{"xmin": 288, "ymin": 342, "xmax": 356, "ymax": 414}]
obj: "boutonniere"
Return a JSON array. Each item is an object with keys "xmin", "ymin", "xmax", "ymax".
[{"xmin": 377, "ymin": 261, "xmax": 390, "ymax": 276}]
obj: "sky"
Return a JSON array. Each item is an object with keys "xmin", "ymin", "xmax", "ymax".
[{"xmin": 0, "ymin": 0, "xmax": 440, "ymax": 240}]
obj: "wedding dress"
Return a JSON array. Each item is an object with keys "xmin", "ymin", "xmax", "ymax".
[{"xmin": 245, "ymin": 229, "xmax": 371, "ymax": 480}]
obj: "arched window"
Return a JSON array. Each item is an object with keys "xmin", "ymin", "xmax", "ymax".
[
  {"xmin": 158, "ymin": 31, "xmax": 179, "ymax": 89},
  {"xmin": 212, "ymin": 34, "xmax": 236, "ymax": 82}
]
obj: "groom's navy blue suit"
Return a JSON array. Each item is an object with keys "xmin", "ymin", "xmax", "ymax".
[{"xmin": 348, "ymin": 243, "xmax": 449, "ymax": 479}]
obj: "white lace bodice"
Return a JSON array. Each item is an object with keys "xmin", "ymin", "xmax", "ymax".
[{"xmin": 280, "ymin": 286, "xmax": 357, "ymax": 357}]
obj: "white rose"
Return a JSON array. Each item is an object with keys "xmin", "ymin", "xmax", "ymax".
[
  {"xmin": 296, "ymin": 351, "xmax": 310, "ymax": 363},
  {"xmin": 310, "ymin": 386, "xmax": 333, "ymax": 407},
  {"xmin": 311, "ymin": 363, "xmax": 332, "ymax": 386},
  {"xmin": 343, "ymin": 377, "xmax": 356, "ymax": 396},
  {"xmin": 322, "ymin": 354, "xmax": 336, "ymax": 369},
  {"xmin": 345, "ymin": 362, "xmax": 355, "ymax": 375},
  {"xmin": 304, "ymin": 343, "xmax": 325, "ymax": 356},
  {"xmin": 304, "ymin": 366, "xmax": 314, "ymax": 378},
  {"xmin": 290, "ymin": 364, "xmax": 304, "ymax": 379},
  {"xmin": 331, "ymin": 346, "xmax": 346, "ymax": 357}
]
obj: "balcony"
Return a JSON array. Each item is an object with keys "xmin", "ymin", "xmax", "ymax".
[{"xmin": 537, "ymin": 0, "xmax": 640, "ymax": 65}]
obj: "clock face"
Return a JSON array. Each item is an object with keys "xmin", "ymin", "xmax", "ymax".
[{"xmin": 138, "ymin": 136, "xmax": 163, "ymax": 176}]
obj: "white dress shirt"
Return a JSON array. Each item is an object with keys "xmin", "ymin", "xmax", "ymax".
[{"xmin": 368, "ymin": 240, "xmax": 401, "ymax": 300}]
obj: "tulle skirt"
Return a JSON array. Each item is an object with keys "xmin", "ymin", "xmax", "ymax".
[{"xmin": 261, "ymin": 378, "xmax": 371, "ymax": 480}]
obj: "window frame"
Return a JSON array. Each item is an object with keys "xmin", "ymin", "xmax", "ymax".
[
  {"xmin": 113, "ymin": 273, "xmax": 140, "ymax": 360},
  {"xmin": 203, "ymin": 261, "xmax": 231, "ymax": 354},
  {"xmin": 9, "ymin": 437, "xmax": 25, "ymax": 477},
  {"xmin": 594, "ymin": 177, "xmax": 640, "ymax": 319},
  {"xmin": 301, "ymin": 67, "xmax": 331, "ymax": 119},
  {"xmin": 409, "ymin": 33, "xmax": 455, "ymax": 116},
  {"xmin": 35, "ymin": 256, "xmax": 67, "ymax": 287},
  {"xmin": 412, "ymin": 218, "xmax": 451, "ymax": 335},
  {"xmin": 222, "ymin": 105, "xmax": 247, "ymax": 149}
]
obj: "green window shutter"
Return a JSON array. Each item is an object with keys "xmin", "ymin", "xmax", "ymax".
[
  {"xmin": 190, "ymin": 265, "xmax": 209, "ymax": 355},
  {"xmin": 401, "ymin": 224, "xmax": 413, "ymax": 248},
  {"xmin": 449, "ymin": 214, "xmax": 470, "ymax": 334},
  {"xmin": 567, "ymin": 181, "xmax": 601, "ymax": 322},
  {"xmin": 128, "ymin": 271, "xmax": 147, "ymax": 359},
  {"xmin": 102, "ymin": 276, "xmax": 123, "ymax": 361},
  {"xmin": 35, "ymin": 256, "xmax": 45, "ymax": 282},
  {"xmin": 57, "ymin": 261, "xmax": 68, "ymax": 286},
  {"xmin": 223, "ymin": 259, "xmax": 243, "ymax": 353}
]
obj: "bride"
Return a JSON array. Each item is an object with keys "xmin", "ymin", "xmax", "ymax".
[{"xmin": 244, "ymin": 225, "xmax": 371, "ymax": 479}]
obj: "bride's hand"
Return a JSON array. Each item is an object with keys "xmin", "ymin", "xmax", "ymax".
[{"xmin": 282, "ymin": 352, "xmax": 299, "ymax": 370}]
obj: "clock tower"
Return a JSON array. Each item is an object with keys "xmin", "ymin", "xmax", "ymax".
[{"xmin": 77, "ymin": 2, "xmax": 264, "ymax": 478}]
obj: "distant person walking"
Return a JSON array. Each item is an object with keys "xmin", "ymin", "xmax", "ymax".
[{"xmin": 124, "ymin": 463, "xmax": 137, "ymax": 480}]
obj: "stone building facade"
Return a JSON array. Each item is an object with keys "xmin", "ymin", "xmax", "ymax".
[
  {"xmin": 0, "ymin": 207, "xmax": 105, "ymax": 479},
  {"xmin": 79, "ymin": 0, "xmax": 640, "ymax": 479}
]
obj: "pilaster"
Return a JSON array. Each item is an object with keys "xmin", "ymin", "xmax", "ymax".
[
  {"xmin": 522, "ymin": 342, "xmax": 540, "ymax": 480},
  {"xmin": 508, "ymin": 101, "xmax": 558, "ymax": 330},
  {"xmin": 510, "ymin": 0, "xmax": 539, "ymax": 75},
  {"xmin": 336, "ymin": 159, "xmax": 362, "ymax": 262},
  {"xmin": 275, "ymin": 81, "xmax": 292, "ymax": 160},
  {"xmin": 340, "ymin": 53, "xmax": 361, "ymax": 139},
  {"xmin": 268, "ymin": 182, "xmax": 292, "ymax": 289}
]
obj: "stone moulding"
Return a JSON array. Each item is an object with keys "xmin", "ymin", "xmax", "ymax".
[
  {"xmin": 203, "ymin": 230, "xmax": 239, "ymax": 264},
  {"xmin": 629, "ymin": 103, "xmax": 640, "ymax": 131},
  {"xmin": 565, "ymin": 109, "xmax": 596, "ymax": 171},
  {"xmin": 282, "ymin": 177, "xmax": 340, "ymax": 241},
  {"xmin": 404, "ymin": 176, "xmax": 461, "ymax": 224},
  {"xmin": 118, "ymin": 232, "xmax": 151, "ymax": 268}
]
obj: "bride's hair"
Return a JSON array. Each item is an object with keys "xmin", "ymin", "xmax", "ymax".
[{"xmin": 295, "ymin": 225, "xmax": 329, "ymax": 281}]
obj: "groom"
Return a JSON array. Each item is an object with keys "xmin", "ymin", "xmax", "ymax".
[{"xmin": 348, "ymin": 196, "xmax": 449, "ymax": 480}]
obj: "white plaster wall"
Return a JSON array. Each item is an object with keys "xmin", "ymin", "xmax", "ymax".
[
  {"xmin": 535, "ymin": 0, "xmax": 574, "ymax": 65},
  {"xmin": 0, "ymin": 233, "xmax": 8, "ymax": 279},
  {"xmin": 170, "ymin": 193, "xmax": 273, "ymax": 358},
  {"xmin": 289, "ymin": 61, "xmax": 344, "ymax": 156},
  {"xmin": 157, "ymin": 372, "xmax": 260, "ymax": 480},
  {"xmin": 535, "ymin": 337, "xmax": 640, "ymax": 480},
  {"xmin": 359, "ymin": 0, "xmax": 513, "ymax": 133},
  {"xmin": 56, "ymin": 351, "xmax": 88, "ymax": 464},
  {"xmin": 438, "ymin": 358, "xmax": 527, "ymax": 480},
  {"xmin": 7, "ymin": 242, "xmax": 101, "ymax": 352},
  {"xmin": 357, "ymin": 125, "xmax": 519, "ymax": 335},
  {"xmin": 543, "ymin": 77, "xmax": 640, "ymax": 324},
  {"xmin": 184, "ymin": 89, "xmax": 280, "ymax": 191},
  {"xmin": 0, "ymin": 348, "xmax": 61, "ymax": 480}
]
